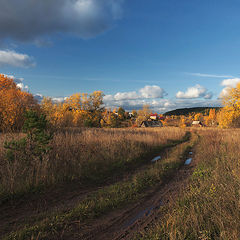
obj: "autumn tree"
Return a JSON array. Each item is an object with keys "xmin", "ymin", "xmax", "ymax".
[
  {"xmin": 132, "ymin": 110, "xmax": 138, "ymax": 118},
  {"xmin": 41, "ymin": 98, "xmax": 71, "ymax": 128},
  {"xmin": 41, "ymin": 91, "xmax": 104, "ymax": 128},
  {"xmin": 41, "ymin": 97, "xmax": 57, "ymax": 125},
  {"xmin": 117, "ymin": 107, "xmax": 125, "ymax": 121},
  {"xmin": 135, "ymin": 105, "xmax": 151, "ymax": 126},
  {"xmin": 219, "ymin": 83, "xmax": 240, "ymax": 128},
  {"xmin": 0, "ymin": 74, "xmax": 38, "ymax": 132},
  {"xmin": 179, "ymin": 115, "xmax": 187, "ymax": 128},
  {"xmin": 101, "ymin": 109, "xmax": 119, "ymax": 127},
  {"xmin": 193, "ymin": 113, "xmax": 203, "ymax": 121},
  {"xmin": 206, "ymin": 109, "xmax": 217, "ymax": 126}
]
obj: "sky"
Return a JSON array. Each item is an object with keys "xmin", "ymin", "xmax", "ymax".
[{"xmin": 1, "ymin": 0, "xmax": 240, "ymax": 113}]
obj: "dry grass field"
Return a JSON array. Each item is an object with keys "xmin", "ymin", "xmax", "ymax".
[
  {"xmin": 1, "ymin": 127, "xmax": 240, "ymax": 240},
  {"xmin": 136, "ymin": 128, "xmax": 240, "ymax": 240},
  {"xmin": 0, "ymin": 127, "xmax": 186, "ymax": 201}
]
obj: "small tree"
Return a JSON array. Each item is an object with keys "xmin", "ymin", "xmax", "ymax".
[{"xmin": 4, "ymin": 110, "xmax": 52, "ymax": 163}]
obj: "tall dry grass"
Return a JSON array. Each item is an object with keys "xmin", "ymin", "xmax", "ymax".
[
  {"xmin": 139, "ymin": 128, "xmax": 240, "ymax": 240},
  {"xmin": 0, "ymin": 127, "xmax": 186, "ymax": 200}
]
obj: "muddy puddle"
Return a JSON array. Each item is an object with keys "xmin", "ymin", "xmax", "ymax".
[
  {"xmin": 123, "ymin": 201, "xmax": 163, "ymax": 228},
  {"xmin": 151, "ymin": 156, "xmax": 161, "ymax": 163},
  {"xmin": 184, "ymin": 150, "xmax": 193, "ymax": 165}
]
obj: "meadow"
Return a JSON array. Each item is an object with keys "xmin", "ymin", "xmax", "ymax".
[
  {"xmin": 0, "ymin": 127, "xmax": 186, "ymax": 201},
  {"xmin": 135, "ymin": 128, "xmax": 240, "ymax": 240},
  {"xmin": 1, "ymin": 127, "xmax": 240, "ymax": 240}
]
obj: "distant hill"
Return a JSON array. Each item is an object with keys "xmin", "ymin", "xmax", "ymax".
[{"xmin": 164, "ymin": 107, "xmax": 221, "ymax": 116}]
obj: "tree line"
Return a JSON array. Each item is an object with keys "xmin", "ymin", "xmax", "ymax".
[{"xmin": 1, "ymin": 74, "xmax": 240, "ymax": 131}]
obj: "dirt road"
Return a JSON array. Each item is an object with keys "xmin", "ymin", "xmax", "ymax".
[
  {"xmin": 61, "ymin": 151, "xmax": 196, "ymax": 240},
  {"xmin": 0, "ymin": 139, "xmax": 189, "ymax": 239}
]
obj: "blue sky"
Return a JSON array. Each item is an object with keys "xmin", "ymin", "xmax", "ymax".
[{"xmin": 1, "ymin": 0, "xmax": 240, "ymax": 112}]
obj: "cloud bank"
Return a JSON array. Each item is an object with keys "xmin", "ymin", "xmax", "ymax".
[
  {"xmin": 103, "ymin": 85, "xmax": 219, "ymax": 113},
  {"xmin": 103, "ymin": 97, "xmax": 220, "ymax": 113},
  {"xmin": 0, "ymin": 50, "xmax": 35, "ymax": 68},
  {"xmin": 104, "ymin": 85, "xmax": 167, "ymax": 102},
  {"xmin": 176, "ymin": 84, "xmax": 212, "ymax": 99},
  {"xmin": 0, "ymin": 0, "xmax": 124, "ymax": 42}
]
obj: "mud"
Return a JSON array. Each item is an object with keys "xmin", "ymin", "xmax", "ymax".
[
  {"xmin": 60, "ymin": 151, "xmax": 197, "ymax": 240},
  {"xmin": 151, "ymin": 156, "xmax": 161, "ymax": 162},
  {"xmin": 0, "ymin": 143, "xmax": 180, "ymax": 238}
]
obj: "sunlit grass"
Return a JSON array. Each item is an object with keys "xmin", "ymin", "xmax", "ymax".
[
  {"xmin": 3, "ymin": 131, "xmax": 196, "ymax": 240},
  {"xmin": 136, "ymin": 128, "xmax": 240, "ymax": 240},
  {"xmin": 0, "ymin": 127, "xmax": 186, "ymax": 201}
]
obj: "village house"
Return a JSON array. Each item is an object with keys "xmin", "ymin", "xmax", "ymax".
[
  {"xmin": 140, "ymin": 120, "xmax": 163, "ymax": 128},
  {"xmin": 192, "ymin": 120, "xmax": 204, "ymax": 127},
  {"xmin": 150, "ymin": 113, "xmax": 158, "ymax": 120}
]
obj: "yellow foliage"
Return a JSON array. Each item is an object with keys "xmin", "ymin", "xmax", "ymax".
[
  {"xmin": 135, "ymin": 105, "xmax": 151, "ymax": 126},
  {"xmin": 0, "ymin": 74, "xmax": 38, "ymax": 131},
  {"xmin": 179, "ymin": 116, "xmax": 187, "ymax": 128},
  {"xmin": 101, "ymin": 109, "xmax": 119, "ymax": 127},
  {"xmin": 194, "ymin": 113, "xmax": 203, "ymax": 121},
  {"xmin": 219, "ymin": 83, "xmax": 240, "ymax": 128},
  {"xmin": 206, "ymin": 109, "xmax": 217, "ymax": 126},
  {"xmin": 41, "ymin": 91, "xmax": 104, "ymax": 128}
]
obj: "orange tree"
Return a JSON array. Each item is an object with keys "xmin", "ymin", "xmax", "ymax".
[
  {"xmin": 0, "ymin": 74, "xmax": 38, "ymax": 131},
  {"xmin": 219, "ymin": 82, "xmax": 240, "ymax": 128}
]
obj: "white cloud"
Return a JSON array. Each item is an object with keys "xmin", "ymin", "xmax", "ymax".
[
  {"xmin": 114, "ymin": 91, "xmax": 139, "ymax": 100},
  {"xmin": 221, "ymin": 78, "xmax": 240, "ymax": 88},
  {"xmin": 109, "ymin": 85, "xmax": 167, "ymax": 101},
  {"xmin": 187, "ymin": 73, "xmax": 234, "ymax": 78},
  {"xmin": 139, "ymin": 85, "xmax": 167, "ymax": 99},
  {"xmin": 103, "ymin": 94, "xmax": 115, "ymax": 102},
  {"xmin": 0, "ymin": 50, "xmax": 35, "ymax": 68},
  {"xmin": 52, "ymin": 97, "xmax": 68, "ymax": 103},
  {"xmin": 203, "ymin": 93, "xmax": 213, "ymax": 99},
  {"xmin": 34, "ymin": 94, "xmax": 44, "ymax": 103},
  {"xmin": 219, "ymin": 87, "xmax": 231, "ymax": 99},
  {"xmin": 219, "ymin": 78, "xmax": 240, "ymax": 98},
  {"xmin": 0, "ymin": 0, "xmax": 124, "ymax": 42},
  {"xmin": 33, "ymin": 94, "xmax": 68, "ymax": 103},
  {"xmin": 16, "ymin": 82, "xmax": 29, "ymax": 91},
  {"xmin": 176, "ymin": 84, "xmax": 212, "ymax": 99}
]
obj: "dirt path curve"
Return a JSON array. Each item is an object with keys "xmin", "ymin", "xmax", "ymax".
[
  {"xmin": 63, "ymin": 152, "xmax": 196, "ymax": 240},
  {"xmin": 0, "ymin": 140, "xmax": 184, "ymax": 238}
]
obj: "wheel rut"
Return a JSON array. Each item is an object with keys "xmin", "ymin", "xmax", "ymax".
[
  {"xmin": 60, "ymin": 145, "xmax": 198, "ymax": 240},
  {"xmin": 0, "ymin": 136, "xmax": 190, "ymax": 239}
]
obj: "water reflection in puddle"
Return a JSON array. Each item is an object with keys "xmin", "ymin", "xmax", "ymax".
[
  {"xmin": 123, "ymin": 200, "xmax": 163, "ymax": 228},
  {"xmin": 123, "ymin": 206, "xmax": 154, "ymax": 228},
  {"xmin": 185, "ymin": 158, "xmax": 192, "ymax": 165},
  {"xmin": 151, "ymin": 156, "xmax": 161, "ymax": 162}
]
